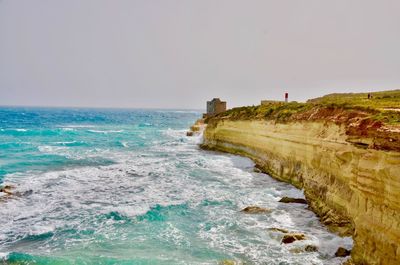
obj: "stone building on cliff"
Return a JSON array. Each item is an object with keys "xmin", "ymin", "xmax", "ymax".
[{"xmin": 206, "ymin": 98, "xmax": 227, "ymax": 116}]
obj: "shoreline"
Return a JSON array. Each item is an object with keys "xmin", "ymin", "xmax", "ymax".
[{"xmin": 198, "ymin": 114, "xmax": 400, "ymax": 265}]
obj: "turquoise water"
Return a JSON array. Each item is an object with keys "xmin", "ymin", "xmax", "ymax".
[{"xmin": 0, "ymin": 107, "xmax": 352, "ymax": 264}]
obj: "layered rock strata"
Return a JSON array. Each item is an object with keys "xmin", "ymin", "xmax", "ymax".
[{"xmin": 201, "ymin": 120, "xmax": 400, "ymax": 265}]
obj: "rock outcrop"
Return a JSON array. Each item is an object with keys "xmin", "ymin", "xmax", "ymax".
[
  {"xmin": 186, "ymin": 118, "xmax": 205, "ymax": 137},
  {"xmin": 335, "ymin": 247, "xmax": 351, "ymax": 257},
  {"xmin": 201, "ymin": 119, "xmax": 400, "ymax": 264},
  {"xmin": 0, "ymin": 185, "xmax": 14, "ymax": 195},
  {"xmin": 281, "ymin": 233, "xmax": 306, "ymax": 244},
  {"xmin": 278, "ymin": 197, "xmax": 307, "ymax": 204},
  {"xmin": 240, "ymin": 206, "xmax": 271, "ymax": 214}
]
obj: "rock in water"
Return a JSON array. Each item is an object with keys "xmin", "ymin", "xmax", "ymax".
[
  {"xmin": 0, "ymin": 185, "xmax": 14, "ymax": 195},
  {"xmin": 305, "ymin": 245, "xmax": 318, "ymax": 252},
  {"xmin": 240, "ymin": 206, "xmax": 271, "ymax": 214},
  {"xmin": 335, "ymin": 247, "xmax": 351, "ymax": 257},
  {"xmin": 279, "ymin": 197, "xmax": 307, "ymax": 204},
  {"xmin": 186, "ymin": 131, "xmax": 194, "ymax": 136},
  {"xmin": 281, "ymin": 233, "xmax": 306, "ymax": 244}
]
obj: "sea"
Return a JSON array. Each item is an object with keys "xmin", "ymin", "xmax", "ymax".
[{"xmin": 0, "ymin": 107, "xmax": 352, "ymax": 265}]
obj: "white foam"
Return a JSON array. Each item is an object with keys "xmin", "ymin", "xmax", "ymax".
[
  {"xmin": 0, "ymin": 125, "xmax": 353, "ymax": 263},
  {"xmin": 29, "ymin": 225, "xmax": 56, "ymax": 236},
  {"xmin": 0, "ymin": 252, "xmax": 9, "ymax": 259},
  {"xmin": 60, "ymin": 125, "xmax": 96, "ymax": 128},
  {"xmin": 87, "ymin": 129, "xmax": 124, "ymax": 134},
  {"xmin": 61, "ymin": 127, "xmax": 75, "ymax": 131},
  {"xmin": 38, "ymin": 145, "xmax": 68, "ymax": 153},
  {"xmin": 54, "ymin": 141, "xmax": 77, "ymax": 145}
]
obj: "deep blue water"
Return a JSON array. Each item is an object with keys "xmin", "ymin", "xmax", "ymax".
[{"xmin": 0, "ymin": 107, "xmax": 351, "ymax": 264}]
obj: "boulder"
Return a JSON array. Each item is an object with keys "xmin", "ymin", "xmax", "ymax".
[
  {"xmin": 0, "ymin": 185, "xmax": 14, "ymax": 195},
  {"xmin": 279, "ymin": 197, "xmax": 307, "ymax": 204},
  {"xmin": 281, "ymin": 233, "xmax": 306, "ymax": 244},
  {"xmin": 186, "ymin": 131, "xmax": 194, "ymax": 136},
  {"xmin": 335, "ymin": 247, "xmax": 351, "ymax": 257},
  {"xmin": 290, "ymin": 244, "xmax": 318, "ymax": 253},
  {"xmin": 305, "ymin": 245, "xmax": 318, "ymax": 252},
  {"xmin": 240, "ymin": 206, "xmax": 271, "ymax": 214}
]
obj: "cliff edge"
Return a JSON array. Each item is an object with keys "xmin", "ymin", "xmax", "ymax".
[{"xmin": 201, "ymin": 90, "xmax": 400, "ymax": 265}]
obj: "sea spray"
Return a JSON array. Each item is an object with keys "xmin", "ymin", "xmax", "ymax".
[{"xmin": 0, "ymin": 107, "xmax": 352, "ymax": 264}]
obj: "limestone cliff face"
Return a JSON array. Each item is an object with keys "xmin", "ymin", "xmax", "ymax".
[{"xmin": 202, "ymin": 120, "xmax": 400, "ymax": 265}]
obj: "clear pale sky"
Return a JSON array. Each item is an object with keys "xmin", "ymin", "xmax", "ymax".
[{"xmin": 1, "ymin": 0, "xmax": 399, "ymax": 109}]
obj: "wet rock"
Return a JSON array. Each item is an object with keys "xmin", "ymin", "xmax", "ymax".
[
  {"xmin": 289, "ymin": 244, "xmax": 318, "ymax": 253},
  {"xmin": 186, "ymin": 131, "xmax": 194, "ymax": 136},
  {"xmin": 240, "ymin": 206, "xmax": 271, "ymax": 214},
  {"xmin": 267, "ymin": 227, "xmax": 289, "ymax": 233},
  {"xmin": 335, "ymin": 247, "xmax": 351, "ymax": 257},
  {"xmin": 0, "ymin": 185, "xmax": 14, "ymax": 195},
  {"xmin": 253, "ymin": 166, "xmax": 262, "ymax": 173},
  {"xmin": 279, "ymin": 197, "xmax": 307, "ymax": 204},
  {"xmin": 281, "ymin": 233, "xmax": 306, "ymax": 244},
  {"xmin": 305, "ymin": 245, "xmax": 318, "ymax": 252},
  {"xmin": 190, "ymin": 125, "xmax": 201, "ymax": 132}
]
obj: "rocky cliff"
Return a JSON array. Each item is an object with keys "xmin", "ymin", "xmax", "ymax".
[{"xmin": 201, "ymin": 107, "xmax": 400, "ymax": 264}]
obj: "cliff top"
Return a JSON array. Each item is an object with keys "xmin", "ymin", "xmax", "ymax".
[
  {"xmin": 205, "ymin": 89, "xmax": 400, "ymax": 151},
  {"xmin": 308, "ymin": 89, "xmax": 400, "ymax": 111}
]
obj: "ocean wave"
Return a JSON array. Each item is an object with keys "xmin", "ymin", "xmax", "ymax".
[
  {"xmin": 162, "ymin": 128, "xmax": 187, "ymax": 138},
  {"xmin": 0, "ymin": 116, "xmax": 352, "ymax": 264},
  {"xmin": 136, "ymin": 203, "xmax": 189, "ymax": 222},
  {"xmin": 38, "ymin": 145, "xmax": 69, "ymax": 153},
  {"xmin": 54, "ymin": 141, "xmax": 76, "ymax": 144},
  {"xmin": 87, "ymin": 129, "xmax": 124, "ymax": 134},
  {"xmin": 4, "ymin": 128, "xmax": 29, "ymax": 132},
  {"xmin": 138, "ymin": 122, "xmax": 153, "ymax": 127},
  {"xmin": 118, "ymin": 141, "xmax": 129, "ymax": 148},
  {"xmin": 60, "ymin": 127, "xmax": 75, "ymax": 131},
  {"xmin": 59, "ymin": 124, "xmax": 96, "ymax": 128}
]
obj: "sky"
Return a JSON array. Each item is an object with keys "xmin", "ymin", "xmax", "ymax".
[{"xmin": 1, "ymin": 0, "xmax": 399, "ymax": 109}]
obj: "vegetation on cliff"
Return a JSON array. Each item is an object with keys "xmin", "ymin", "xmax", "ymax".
[
  {"xmin": 207, "ymin": 89, "xmax": 400, "ymax": 124},
  {"xmin": 206, "ymin": 89, "xmax": 400, "ymax": 151}
]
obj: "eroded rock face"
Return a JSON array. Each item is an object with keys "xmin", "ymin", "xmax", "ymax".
[
  {"xmin": 202, "ymin": 120, "xmax": 400, "ymax": 264},
  {"xmin": 187, "ymin": 118, "xmax": 205, "ymax": 137},
  {"xmin": 279, "ymin": 197, "xmax": 307, "ymax": 204},
  {"xmin": 240, "ymin": 206, "xmax": 271, "ymax": 214},
  {"xmin": 281, "ymin": 233, "xmax": 306, "ymax": 244}
]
